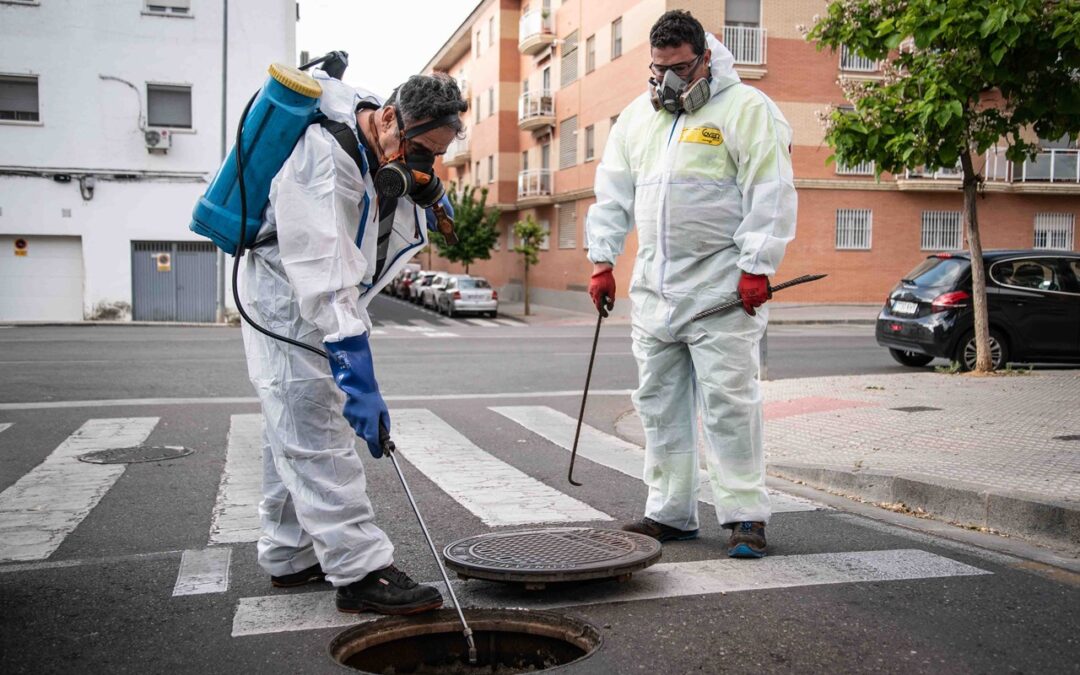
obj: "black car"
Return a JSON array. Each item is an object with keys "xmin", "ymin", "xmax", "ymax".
[{"xmin": 876, "ymin": 250, "xmax": 1080, "ymax": 370}]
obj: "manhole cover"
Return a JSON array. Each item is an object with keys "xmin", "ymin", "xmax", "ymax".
[
  {"xmin": 78, "ymin": 445, "xmax": 193, "ymax": 464},
  {"xmin": 444, "ymin": 527, "xmax": 661, "ymax": 589},
  {"xmin": 890, "ymin": 406, "xmax": 943, "ymax": 413},
  {"xmin": 1054, "ymin": 434, "xmax": 1080, "ymax": 442}
]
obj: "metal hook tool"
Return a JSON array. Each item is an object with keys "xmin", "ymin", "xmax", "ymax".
[{"xmin": 568, "ymin": 299, "xmax": 606, "ymax": 487}]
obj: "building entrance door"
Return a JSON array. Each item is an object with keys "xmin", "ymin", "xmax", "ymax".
[{"xmin": 131, "ymin": 241, "xmax": 216, "ymax": 322}]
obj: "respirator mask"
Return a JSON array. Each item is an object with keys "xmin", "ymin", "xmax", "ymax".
[
  {"xmin": 371, "ymin": 91, "xmax": 457, "ymax": 208},
  {"xmin": 649, "ymin": 55, "xmax": 711, "ymax": 115}
]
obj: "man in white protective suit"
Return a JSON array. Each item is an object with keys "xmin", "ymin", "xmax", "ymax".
[
  {"xmin": 585, "ymin": 10, "xmax": 797, "ymax": 558},
  {"xmin": 240, "ymin": 72, "xmax": 466, "ymax": 613}
]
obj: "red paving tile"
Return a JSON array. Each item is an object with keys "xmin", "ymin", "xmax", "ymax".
[{"xmin": 765, "ymin": 397, "xmax": 878, "ymax": 420}]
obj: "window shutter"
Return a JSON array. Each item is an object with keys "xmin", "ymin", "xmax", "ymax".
[
  {"xmin": 560, "ymin": 31, "xmax": 579, "ymax": 86},
  {"xmin": 558, "ymin": 203, "xmax": 577, "ymax": 249},
  {"xmin": 0, "ymin": 76, "xmax": 39, "ymax": 121},
  {"xmin": 559, "ymin": 116, "xmax": 578, "ymax": 169},
  {"xmin": 147, "ymin": 84, "xmax": 192, "ymax": 128}
]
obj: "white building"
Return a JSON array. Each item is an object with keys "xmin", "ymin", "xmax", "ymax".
[{"xmin": 0, "ymin": 0, "xmax": 296, "ymax": 321}]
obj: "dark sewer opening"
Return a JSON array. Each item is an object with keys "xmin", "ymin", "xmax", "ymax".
[{"xmin": 330, "ymin": 609, "xmax": 601, "ymax": 674}]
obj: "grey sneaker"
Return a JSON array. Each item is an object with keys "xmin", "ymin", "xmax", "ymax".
[{"xmin": 621, "ymin": 517, "xmax": 699, "ymax": 542}]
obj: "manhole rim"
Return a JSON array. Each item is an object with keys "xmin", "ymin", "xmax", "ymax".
[
  {"xmin": 76, "ymin": 444, "xmax": 194, "ymax": 464},
  {"xmin": 328, "ymin": 608, "xmax": 603, "ymax": 674}
]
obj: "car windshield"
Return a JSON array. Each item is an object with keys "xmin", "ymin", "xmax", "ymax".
[
  {"xmin": 459, "ymin": 279, "xmax": 491, "ymax": 289},
  {"xmin": 902, "ymin": 257, "xmax": 968, "ymax": 287}
]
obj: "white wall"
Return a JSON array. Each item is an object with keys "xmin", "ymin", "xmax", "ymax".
[{"xmin": 0, "ymin": 0, "xmax": 296, "ymax": 318}]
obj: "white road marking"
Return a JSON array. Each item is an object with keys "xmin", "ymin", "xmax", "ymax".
[
  {"xmin": 423, "ymin": 331, "xmax": 460, "ymax": 338},
  {"xmin": 209, "ymin": 414, "xmax": 264, "ymax": 544},
  {"xmin": 395, "ymin": 325, "xmax": 437, "ymax": 333},
  {"xmin": 466, "ymin": 318, "xmax": 500, "ymax": 328},
  {"xmin": 0, "ymin": 423, "xmax": 11, "ymax": 434},
  {"xmin": 232, "ymin": 548, "xmax": 990, "ymax": 636},
  {"xmin": 409, "ymin": 319, "xmax": 445, "ymax": 328},
  {"xmin": 172, "ymin": 547, "xmax": 232, "ymax": 596},
  {"xmin": 0, "ymin": 417, "xmax": 158, "ymax": 562},
  {"xmin": 370, "ymin": 328, "xmax": 387, "ymax": 336},
  {"xmin": 391, "ymin": 409, "xmax": 611, "ymax": 527},
  {"xmin": 491, "ymin": 406, "xmax": 823, "ymax": 513},
  {"xmin": 494, "ymin": 319, "xmax": 522, "ymax": 327}
]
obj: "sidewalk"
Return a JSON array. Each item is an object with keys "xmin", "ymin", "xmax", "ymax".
[
  {"xmin": 613, "ymin": 371, "xmax": 1080, "ymax": 555},
  {"xmin": 496, "ymin": 301, "xmax": 882, "ymax": 326}
]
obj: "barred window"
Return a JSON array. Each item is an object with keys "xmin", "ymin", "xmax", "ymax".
[
  {"xmin": 1034, "ymin": 213, "xmax": 1075, "ymax": 250},
  {"xmin": 921, "ymin": 211, "xmax": 963, "ymax": 251},
  {"xmin": 840, "ymin": 44, "xmax": 877, "ymax": 71},
  {"xmin": 835, "ymin": 209, "xmax": 872, "ymax": 250},
  {"xmin": 558, "ymin": 203, "xmax": 577, "ymax": 249}
]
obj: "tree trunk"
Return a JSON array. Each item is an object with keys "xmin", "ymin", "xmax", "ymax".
[
  {"xmin": 960, "ymin": 150, "xmax": 992, "ymax": 373},
  {"xmin": 427, "ymin": 245, "xmax": 432, "ymax": 269},
  {"xmin": 524, "ymin": 259, "xmax": 531, "ymax": 316},
  {"xmin": 464, "ymin": 263, "xmax": 470, "ymax": 275}
]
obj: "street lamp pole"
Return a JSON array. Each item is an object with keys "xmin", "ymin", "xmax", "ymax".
[{"xmin": 216, "ymin": 0, "xmax": 228, "ymax": 323}]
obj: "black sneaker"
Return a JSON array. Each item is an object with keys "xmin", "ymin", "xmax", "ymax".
[
  {"xmin": 726, "ymin": 521, "xmax": 767, "ymax": 558},
  {"xmin": 336, "ymin": 564, "xmax": 443, "ymax": 615},
  {"xmin": 270, "ymin": 563, "xmax": 326, "ymax": 588},
  {"xmin": 621, "ymin": 517, "xmax": 699, "ymax": 542}
]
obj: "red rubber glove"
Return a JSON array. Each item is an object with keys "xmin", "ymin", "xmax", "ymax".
[
  {"xmin": 738, "ymin": 272, "xmax": 772, "ymax": 316},
  {"xmin": 589, "ymin": 268, "xmax": 616, "ymax": 317}
]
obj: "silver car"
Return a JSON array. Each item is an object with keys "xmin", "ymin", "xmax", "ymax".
[
  {"xmin": 408, "ymin": 271, "xmax": 437, "ymax": 304},
  {"xmin": 437, "ymin": 276, "xmax": 498, "ymax": 318},
  {"xmin": 422, "ymin": 273, "xmax": 467, "ymax": 310}
]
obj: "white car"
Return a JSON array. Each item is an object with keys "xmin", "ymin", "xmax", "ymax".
[{"xmin": 437, "ymin": 276, "xmax": 498, "ymax": 318}]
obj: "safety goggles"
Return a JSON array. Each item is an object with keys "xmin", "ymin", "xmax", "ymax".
[{"xmin": 648, "ymin": 55, "xmax": 704, "ymax": 80}]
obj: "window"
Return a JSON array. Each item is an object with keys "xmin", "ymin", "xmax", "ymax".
[
  {"xmin": 506, "ymin": 222, "xmax": 515, "ymax": 250},
  {"xmin": 991, "ymin": 259, "xmax": 1065, "ymax": 292},
  {"xmin": 475, "ymin": 30, "xmax": 482, "ymax": 57},
  {"xmin": 487, "ymin": 155, "xmax": 494, "ymax": 184},
  {"xmin": 1034, "ymin": 213, "xmax": 1075, "ymax": 250},
  {"xmin": 585, "ymin": 35, "xmax": 596, "ymax": 74},
  {"xmin": 488, "ymin": 17, "xmax": 495, "ymax": 46},
  {"xmin": 558, "ymin": 203, "xmax": 577, "ymax": 249},
  {"xmin": 147, "ymin": 83, "xmax": 192, "ymax": 128},
  {"xmin": 475, "ymin": 161, "xmax": 481, "ymax": 183},
  {"xmin": 475, "ymin": 96, "xmax": 480, "ymax": 123},
  {"xmin": 559, "ymin": 116, "xmax": 578, "ymax": 169},
  {"xmin": 145, "ymin": 0, "xmax": 190, "ymax": 15},
  {"xmin": 488, "ymin": 87, "xmax": 494, "ymax": 117},
  {"xmin": 611, "ymin": 18, "xmax": 623, "ymax": 59},
  {"xmin": 584, "ymin": 125, "xmax": 595, "ymax": 161},
  {"xmin": 541, "ymin": 142, "xmax": 550, "ymax": 170},
  {"xmin": 725, "ymin": 0, "xmax": 761, "ymax": 26},
  {"xmin": 835, "ymin": 209, "xmax": 872, "ymax": 250},
  {"xmin": 539, "ymin": 219, "xmax": 551, "ymax": 250},
  {"xmin": 521, "ymin": 150, "xmax": 529, "ymax": 172},
  {"xmin": 840, "ymin": 44, "xmax": 877, "ymax": 72},
  {"xmin": 920, "ymin": 211, "xmax": 963, "ymax": 251},
  {"xmin": 0, "ymin": 75, "xmax": 40, "ymax": 122},
  {"xmin": 561, "ymin": 30, "xmax": 579, "ymax": 87},
  {"xmin": 542, "ymin": 67, "xmax": 551, "ymax": 93}
]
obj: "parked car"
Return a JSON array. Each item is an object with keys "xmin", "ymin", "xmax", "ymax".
[
  {"xmin": 437, "ymin": 276, "xmax": 499, "ymax": 318},
  {"xmin": 387, "ymin": 264, "xmax": 420, "ymax": 296},
  {"xmin": 408, "ymin": 271, "xmax": 437, "ymax": 304},
  {"xmin": 875, "ymin": 250, "xmax": 1080, "ymax": 371},
  {"xmin": 395, "ymin": 269, "xmax": 421, "ymax": 300},
  {"xmin": 421, "ymin": 273, "xmax": 466, "ymax": 310}
]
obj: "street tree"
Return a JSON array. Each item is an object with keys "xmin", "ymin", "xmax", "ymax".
[
  {"xmin": 430, "ymin": 183, "xmax": 501, "ymax": 274},
  {"xmin": 807, "ymin": 0, "xmax": 1080, "ymax": 372},
  {"xmin": 512, "ymin": 215, "xmax": 546, "ymax": 316}
]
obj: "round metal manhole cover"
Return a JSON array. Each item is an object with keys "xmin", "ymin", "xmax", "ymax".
[
  {"xmin": 444, "ymin": 528, "xmax": 662, "ymax": 587},
  {"xmin": 78, "ymin": 445, "xmax": 194, "ymax": 465}
]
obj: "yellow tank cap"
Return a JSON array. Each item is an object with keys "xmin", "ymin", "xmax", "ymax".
[{"xmin": 267, "ymin": 63, "xmax": 322, "ymax": 99}]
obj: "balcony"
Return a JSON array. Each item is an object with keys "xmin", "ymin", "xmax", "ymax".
[
  {"xmin": 443, "ymin": 133, "xmax": 470, "ymax": 168},
  {"xmin": 839, "ymin": 45, "xmax": 878, "ymax": 72},
  {"xmin": 896, "ymin": 148, "xmax": 1080, "ymax": 193},
  {"xmin": 518, "ymin": 90, "xmax": 555, "ymax": 131},
  {"xmin": 517, "ymin": 168, "xmax": 553, "ymax": 206},
  {"xmin": 722, "ymin": 25, "xmax": 766, "ymax": 66},
  {"xmin": 519, "ymin": 10, "xmax": 555, "ymax": 55}
]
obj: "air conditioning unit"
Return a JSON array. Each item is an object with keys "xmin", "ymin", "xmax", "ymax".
[{"xmin": 145, "ymin": 128, "xmax": 172, "ymax": 153}]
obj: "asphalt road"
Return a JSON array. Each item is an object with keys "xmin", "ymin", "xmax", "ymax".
[{"xmin": 1, "ymin": 298, "xmax": 1077, "ymax": 673}]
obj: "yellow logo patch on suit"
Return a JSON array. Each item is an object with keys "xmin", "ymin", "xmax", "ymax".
[{"xmin": 679, "ymin": 127, "xmax": 724, "ymax": 146}]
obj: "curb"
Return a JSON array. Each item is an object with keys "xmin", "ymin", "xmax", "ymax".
[{"xmin": 768, "ymin": 463, "xmax": 1080, "ymax": 552}]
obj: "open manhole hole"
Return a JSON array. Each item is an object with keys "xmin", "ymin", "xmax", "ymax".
[
  {"xmin": 77, "ymin": 445, "xmax": 193, "ymax": 464},
  {"xmin": 444, "ymin": 527, "xmax": 661, "ymax": 590},
  {"xmin": 330, "ymin": 609, "xmax": 601, "ymax": 674},
  {"xmin": 890, "ymin": 406, "xmax": 943, "ymax": 413}
]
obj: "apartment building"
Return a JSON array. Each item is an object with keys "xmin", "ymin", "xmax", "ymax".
[
  {"xmin": 423, "ymin": 0, "xmax": 1078, "ymax": 308},
  {"xmin": 0, "ymin": 0, "xmax": 295, "ymax": 321}
]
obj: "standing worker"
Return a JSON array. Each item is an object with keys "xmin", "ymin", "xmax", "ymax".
[
  {"xmin": 240, "ymin": 70, "xmax": 466, "ymax": 612},
  {"xmin": 586, "ymin": 11, "xmax": 797, "ymax": 558}
]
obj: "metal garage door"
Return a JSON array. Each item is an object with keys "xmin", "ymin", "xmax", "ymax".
[
  {"xmin": 0, "ymin": 235, "xmax": 84, "ymax": 321},
  {"xmin": 132, "ymin": 241, "xmax": 217, "ymax": 322}
]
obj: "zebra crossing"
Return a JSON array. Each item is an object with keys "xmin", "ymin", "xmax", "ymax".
[
  {"xmin": 369, "ymin": 316, "xmax": 522, "ymax": 338},
  {"xmin": 0, "ymin": 406, "xmax": 996, "ymax": 639}
]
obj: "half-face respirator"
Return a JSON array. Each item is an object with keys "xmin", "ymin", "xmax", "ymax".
[
  {"xmin": 371, "ymin": 92, "xmax": 458, "ymax": 208},
  {"xmin": 649, "ymin": 62, "xmax": 711, "ymax": 115}
]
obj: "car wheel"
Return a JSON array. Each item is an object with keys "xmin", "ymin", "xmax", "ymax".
[
  {"xmin": 446, "ymin": 304, "xmax": 455, "ymax": 319},
  {"xmin": 888, "ymin": 349, "xmax": 934, "ymax": 368},
  {"xmin": 954, "ymin": 329, "xmax": 1009, "ymax": 372}
]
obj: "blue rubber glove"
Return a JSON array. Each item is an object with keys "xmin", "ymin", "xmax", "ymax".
[
  {"xmin": 325, "ymin": 333, "xmax": 390, "ymax": 458},
  {"xmin": 425, "ymin": 193, "xmax": 454, "ymax": 232}
]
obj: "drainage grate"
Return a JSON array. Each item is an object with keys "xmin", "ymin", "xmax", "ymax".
[
  {"xmin": 890, "ymin": 406, "xmax": 943, "ymax": 413},
  {"xmin": 78, "ymin": 445, "xmax": 193, "ymax": 465},
  {"xmin": 1053, "ymin": 434, "xmax": 1080, "ymax": 442},
  {"xmin": 444, "ymin": 528, "xmax": 661, "ymax": 588}
]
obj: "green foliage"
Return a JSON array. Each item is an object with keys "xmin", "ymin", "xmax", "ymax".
[
  {"xmin": 430, "ymin": 183, "xmax": 501, "ymax": 273},
  {"xmin": 807, "ymin": 0, "xmax": 1080, "ymax": 175},
  {"xmin": 512, "ymin": 215, "xmax": 546, "ymax": 267}
]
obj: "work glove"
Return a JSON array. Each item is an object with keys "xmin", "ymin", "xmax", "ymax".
[
  {"xmin": 588, "ymin": 267, "xmax": 616, "ymax": 318},
  {"xmin": 738, "ymin": 272, "xmax": 772, "ymax": 316},
  {"xmin": 325, "ymin": 333, "xmax": 391, "ymax": 458}
]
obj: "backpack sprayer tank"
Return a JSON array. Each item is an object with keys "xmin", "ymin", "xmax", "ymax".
[{"xmin": 190, "ymin": 64, "xmax": 322, "ymax": 254}]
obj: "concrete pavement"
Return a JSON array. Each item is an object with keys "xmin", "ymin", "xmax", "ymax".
[{"xmin": 496, "ymin": 299, "xmax": 881, "ymax": 325}]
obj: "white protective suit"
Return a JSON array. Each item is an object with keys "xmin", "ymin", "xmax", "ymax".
[
  {"xmin": 239, "ymin": 70, "xmax": 430, "ymax": 586},
  {"xmin": 586, "ymin": 35, "xmax": 797, "ymax": 530}
]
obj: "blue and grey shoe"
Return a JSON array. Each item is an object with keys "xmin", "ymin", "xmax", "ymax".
[{"xmin": 726, "ymin": 521, "xmax": 767, "ymax": 558}]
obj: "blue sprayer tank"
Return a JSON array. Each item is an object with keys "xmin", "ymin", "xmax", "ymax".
[{"xmin": 190, "ymin": 64, "xmax": 323, "ymax": 254}]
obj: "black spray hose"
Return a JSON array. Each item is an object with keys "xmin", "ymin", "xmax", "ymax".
[{"xmin": 231, "ymin": 90, "xmax": 328, "ymax": 359}]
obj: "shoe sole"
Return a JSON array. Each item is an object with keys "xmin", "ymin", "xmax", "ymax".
[
  {"xmin": 270, "ymin": 573, "xmax": 327, "ymax": 588},
  {"xmin": 658, "ymin": 530, "xmax": 700, "ymax": 543},
  {"xmin": 336, "ymin": 598, "xmax": 444, "ymax": 616},
  {"xmin": 728, "ymin": 543, "xmax": 766, "ymax": 559}
]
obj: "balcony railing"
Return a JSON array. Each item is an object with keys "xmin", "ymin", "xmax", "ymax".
[
  {"xmin": 904, "ymin": 148, "xmax": 1080, "ymax": 184},
  {"xmin": 836, "ymin": 159, "xmax": 875, "ymax": 176},
  {"xmin": 722, "ymin": 25, "xmax": 766, "ymax": 66},
  {"xmin": 519, "ymin": 10, "xmax": 555, "ymax": 54},
  {"xmin": 443, "ymin": 133, "xmax": 470, "ymax": 167},
  {"xmin": 905, "ymin": 165, "xmax": 962, "ymax": 179},
  {"xmin": 840, "ymin": 45, "xmax": 878, "ymax": 72},
  {"xmin": 517, "ymin": 168, "xmax": 552, "ymax": 199},
  {"xmin": 518, "ymin": 90, "xmax": 555, "ymax": 130}
]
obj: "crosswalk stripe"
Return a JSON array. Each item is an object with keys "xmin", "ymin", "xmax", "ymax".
[
  {"xmin": 409, "ymin": 319, "xmax": 443, "ymax": 328},
  {"xmin": 494, "ymin": 319, "xmax": 521, "ymax": 327},
  {"xmin": 0, "ymin": 422, "xmax": 11, "ymax": 434},
  {"xmin": 423, "ymin": 331, "xmax": 461, "ymax": 338},
  {"xmin": 0, "ymin": 417, "xmax": 159, "ymax": 563},
  {"xmin": 391, "ymin": 409, "xmax": 611, "ymax": 526},
  {"xmin": 209, "ymin": 414, "xmax": 264, "ymax": 544},
  {"xmin": 231, "ymin": 548, "xmax": 990, "ymax": 636},
  {"xmin": 491, "ymin": 406, "xmax": 823, "ymax": 513},
  {"xmin": 465, "ymin": 318, "xmax": 499, "ymax": 327},
  {"xmin": 172, "ymin": 548, "xmax": 232, "ymax": 596}
]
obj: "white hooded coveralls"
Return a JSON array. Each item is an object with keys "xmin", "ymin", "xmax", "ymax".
[
  {"xmin": 586, "ymin": 36, "xmax": 797, "ymax": 530},
  {"xmin": 240, "ymin": 71, "xmax": 429, "ymax": 586}
]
